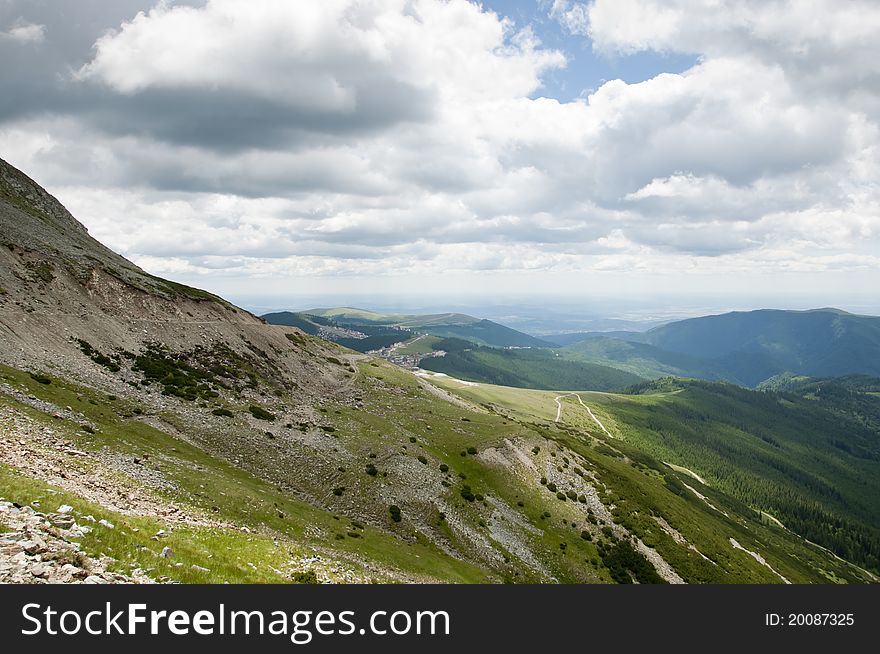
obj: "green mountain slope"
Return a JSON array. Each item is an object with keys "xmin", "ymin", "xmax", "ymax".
[
  {"xmin": 558, "ymin": 309, "xmax": 880, "ymax": 387},
  {"xmin": 419, "ymin": 344, "xmax": 647, "ymax": 391},
  {"xmin": 428, "ymin": 374, "xmax": 880, "ymax": 577},
  {"xmin": 562, "ymin": 337, "xmax": 727, "ymax": 381}
]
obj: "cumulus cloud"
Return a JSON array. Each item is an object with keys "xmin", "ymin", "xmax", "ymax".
[
  {"xmin": 0, "ymin": 18, "xmax": 45, "ymax": 44},
  {"xmin": 0, "ymin": 0, "xmax": 878, "ymax": 300}
]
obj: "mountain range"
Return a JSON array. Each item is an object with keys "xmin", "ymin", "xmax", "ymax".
[
  {"xmin": 555, "ymin": 308, "xmax": 880, "ymax": 387},
  {"xmin": 1, "ymin": 156, "xmax": 878, "ymax": 585}
]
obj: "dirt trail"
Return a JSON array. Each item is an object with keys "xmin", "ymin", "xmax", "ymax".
[{"xmin": 554, "ymin": 393, "xmax": 614, "ymax": 438}]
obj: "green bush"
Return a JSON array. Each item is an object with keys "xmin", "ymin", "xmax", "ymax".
[
  {"xmin": 212, "ymin": 407, "xmax": 234, "ymax": 417},
  {"xmin": 76, "ymin": 339, "xmax": 121, "ymax": 372},
  {"xmin": 249, "ymin": 405, "xmax": 276, "ymax": 421},
  {"xmin": 28, "ymin": 372, "xmax": 51, "ymax": 385},
  {"xmin": 389, "ymin": 505, "xmax": 402, "ymax": 522},
  {"xmin": 547, "ymin": 482, "xmax": 558, "ymax": 493},
  {"xmin": 460, "ymin": 484, "xmax": 476, "ymax": 502},
  {"xmin": 556, "ymin": 492, "xmax": 567, "ymax": 501},
  {"xmin": 566, "ymin": 490, "xmax": 577, "ymax": 500},
  {"xmin": 332, "ymin": 487, "xmax": 345, "ymax": 496},
  {"xmin": 439, "ymin": 463, "xmax": 449, "ymax": 473},
  {"xmin": 417, "ymin": 455, "xmax": 428, "ymax": 464},
  {"xmin": 292, "ymin": 570, "xmax": 319, "ymax": 584},
  {"xmin": 466, "ymin": 446, "xmax": 477, "ymax": 455},
  {"xmin": 365, "ymin": 463, "xmax": 378, "ymax": 476}
]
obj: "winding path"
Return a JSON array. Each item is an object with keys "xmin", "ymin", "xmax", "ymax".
[{"xmin": 554, "ymin": 392, "xmax": 614, "ymax": 438}]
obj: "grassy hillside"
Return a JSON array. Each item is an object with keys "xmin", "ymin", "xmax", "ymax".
[
  {"xmin": 261, "ymin": 311, "xmax": 320, "ymax": 335},
  {"xmin": 563, "ymin": 337, "xmax": 727, "ymax": 381},
  {"xmin": 421, "ymin": 374, "xmax": 880, "ymax": 581},
  {"xmin": 420, "ymin": 345, "xmax": 646, "ymax": 391}
]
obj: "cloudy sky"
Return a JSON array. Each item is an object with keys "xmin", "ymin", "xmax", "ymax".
[{"xmin": 1, "ymin": 0, "xmax": 878, "ymax": 313}]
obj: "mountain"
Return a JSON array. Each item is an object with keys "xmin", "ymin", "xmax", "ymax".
[
  {"xmin": 419, "ymin": 342, "xmax": 644, "ymax": 391},
  {"xmin": 562, "ymin": 337, "xmax": 729, "ymax": 381},
  {"xmin": 429, "ymin": 374, "xmax": 880, "ymax": 575},
  {"xmin": 1, "ymin": 157, "xmax": 877, "ymax": 585},
  {"xmin": 560, "ymin": 309, "xmax": 880, "ymax": 387},
  {"xmin": 264, "ymin": 308, "xmax": 552, "ymax": 349},
  {"xmin": 261, "ymin": 311, "xmax": 408, "ymax": 352}
]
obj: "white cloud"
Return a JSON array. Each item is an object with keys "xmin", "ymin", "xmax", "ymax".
[
  {"xmin": 1, "ymin": 0, "xmax": 878, "ymax": 300},
  {"xmin": 0, "ymin": 19, "xmax": 45, "ymax": 44}
]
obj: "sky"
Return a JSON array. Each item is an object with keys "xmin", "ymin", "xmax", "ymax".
[{"xmin": 1, "ymin": 0, "xmax": 879, "ymax": 316}]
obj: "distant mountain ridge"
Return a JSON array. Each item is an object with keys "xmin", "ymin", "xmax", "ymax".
[
  {"xmin": 562, "ymin": 308, "xmax": 880, "ymax": 387},
  {"xmin": 263, "ymin": 308, "xmax": 552, "ymax": 349}
]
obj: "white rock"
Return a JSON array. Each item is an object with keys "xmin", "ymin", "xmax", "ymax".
[{"xmin": 98, "ymin": 519, "xmax": 114, "ymax": 529}]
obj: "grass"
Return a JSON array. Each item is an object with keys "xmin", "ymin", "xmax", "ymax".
[
  {"xmin": 420, "ymin": 346, "xmax": 643, "ymax": 391},
  {"xmin": 394, "ymin": 335, "xmax": 442, "ymax": 355},
  {"xmin": 420, "ymin": 370, "xmax": 878, "ymax": 583},
  {"xmin": 0, "ymin": 362, "xmax": 492, "ymax": 583},
  {"xmin": 2, "ymin": 354, "xmax": 875, "ymax": 584}
]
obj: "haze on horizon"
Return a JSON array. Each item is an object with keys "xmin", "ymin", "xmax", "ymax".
[{"xmin": 1, "ymin": 0, "xmax": 878, "ymax": 311}]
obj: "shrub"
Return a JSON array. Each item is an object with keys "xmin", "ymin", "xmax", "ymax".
[
  {"xmin": 439, "ymin": 463, "xmax": 449, "ymax": 473},
  {"xmin": 76, "ymin": 339, "xmax": 121, "ymax": 372},
  {"xmin": 29, "ymin": 372, "xmax": 52, "ymax": 385},
  {"xmin": 566, "ymin": 490, "xmax": 578, "ymax": 500},
  {"xmin": 556, "ymin": 492, "xmax": 567, "ymax": 501},
  {"xmin": 417, "ymin": 455, "xmax": 428, "ymax": 464},
  {"xmin": 460, "ymin": 485, "xmax": 476, "ymax": 502},
  {"xmin": 365, "ymin": 464, "xmax": 378, "ymax": 476},
  {"xmin": 602, "ymin": 526, "xmax": 614, "ymax": 537},
  {"xmin": 332, "ymin": 487, "xmax": 345, "ymax": 496},
  {"xmin": 466, "ymin": 446, "xmax": 477, "ymax": 455},
  {"xmin": 212, "ymin": 407, "xmax": 234, "ymax": 417},
  {"xmin": 581, "ymin": 531, "xmax": 592, "ymax": 541},
  {"xmin": 547, "ymin": 482, "xmax": 558, "ymax": 493},
  {"xmin": 249, "ymin": 405, "xmax": 276, "ymax": 421},
  {"xmin": 578, "ymin": 494, "xmax": 587, "ymax": 503},
  {"xmin": 517, "ymin": 501, "xmax": 525, "ymax": 507},
  {"xmin": 540, "ymin": 477, "xmax": 547, "ymax": 485},
  {"xmin": 409, "ymin": 436, "xmax": 417, "ymax": 443},
  {"xmin": 389, "ymin": 505, "xmax": 402, "ymax": 522},
  {"xmin": 532, "ymin": 446, "xmax": 540, "ymax": 454},
  {"xmin": 292, "ymin": 570, "xmax": 319, "ymax": 584}
]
